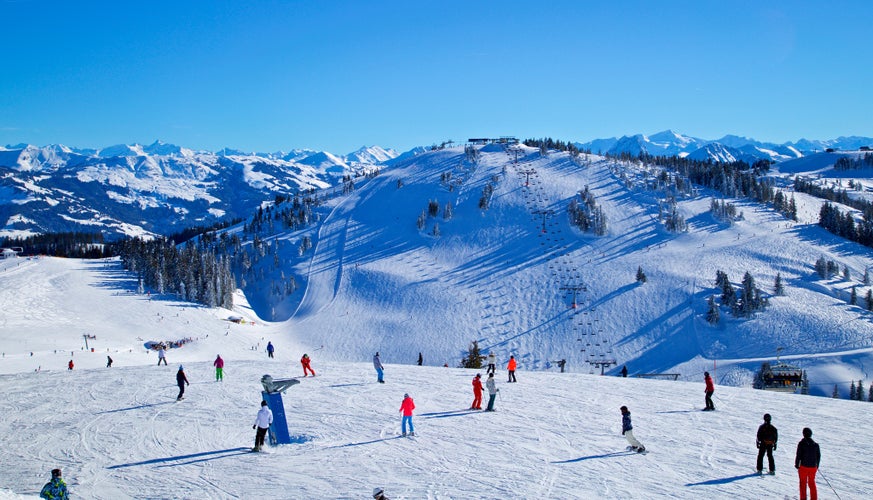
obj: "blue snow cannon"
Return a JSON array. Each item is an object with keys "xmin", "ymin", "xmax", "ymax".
[{"xmin": 260, "ymin": 374, "xmax": 300, "ymax": 445}]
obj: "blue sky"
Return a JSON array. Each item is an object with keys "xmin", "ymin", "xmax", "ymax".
[{"xmin": 1, "ymin": 0, "xmax": 871, "ymax": 154}]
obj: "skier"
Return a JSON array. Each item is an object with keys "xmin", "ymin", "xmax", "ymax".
[
  {"xmin": 252, "ymin": 400, "xmax": 273, "ymax": 452},
  {"xmin": 417, "ymin": 352, "xmax": 423, "ymax": 366},
  {"xmin": 486, "ymin": 352, "xmax": 496, "ymax": 375},
  {"xmin": 67, "ymin": 360, "xmax": 73, "ymax": 371},
  {"xmin": 301, "ymin": 354, "xmax": 316, "ymax": 377},
  {"xmin": 620, "ymin": 405, "xmax": 646, "ymax": 452},
  {"xmin": 214, "ymin": 355, "xmax": 224, "ymax": 381},
  {"xmin": 176, "ymin": 365, "xmax": 189, "ymax": 401},
  {"xmin": 373, "ymin": 352, "xmax": 384, "ymax": 383},
  {"xmin": 399, "ymin": 393, "xmax": 415, "ymax": 437},
  {"xmin": 703, "ymin": 371, "xmax": 715, "ymax": 410},
  {"xmin": 470, "ymin": 373, "xmax": 483, "ymax": 410},
  {"xmin": 157, "ymin": 346, "xmax": 167, "ymax": 366},
  {"xmin": 620, "ymin": 365, "xmax": 628, "ymax": 377},
  {"xmin": 39, "ymin": 468, "xmax": 68, "ymax": 500},
  {"xmin": 795, "ymin": 427, "xmax": 821, "ymax": 500},
  {"xmin": 485, "ymin": 372, "xmax": 499, "ymax": 411},
  {"xmin": 266, "ymin": 341, "xmax": 274, "ymax": 359},
  {"xmin": 106, "ymin": 356, "xmax": 113, "ymax": 368},
  {"xmin": 507, "ymin": 355, "xmax": 517, "ymax": 383},
  {"xmin": 372, "ymin": 487, "xmax": 389, "ymax": 500},
  {"xmin": 756, "ymin": 413, "xmax": 778, "ymax": 475}
]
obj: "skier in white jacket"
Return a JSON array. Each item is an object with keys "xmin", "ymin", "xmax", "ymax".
[{"xmin": 252, "ymin": 400, "xmax": 273, "ymax": 452}]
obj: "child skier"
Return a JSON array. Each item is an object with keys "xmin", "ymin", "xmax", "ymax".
[
  {"xmin": 301, "ymin": 354, "xmax": 316, "ymax": 376},
  {"xmin": 470, "ymin": 373, "xmax": 483, "ymax": 410},
  {"xmin": 399, "ymin": 393, "xmax": 415, "ymax": 437},
  {"xmin": 620, "ymin": 405, "xmax": 645, "ymax": 452}
]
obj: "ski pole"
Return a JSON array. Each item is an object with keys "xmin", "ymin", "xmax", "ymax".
[{"xmin": 818, "ymin": 469, "xmax": 842, "ymax": 500}]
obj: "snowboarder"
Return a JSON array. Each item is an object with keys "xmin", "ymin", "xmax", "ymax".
[
  {"xmin": 507, "ymin": 355, "xmax": 517, "ymax": 383},
  {"xmin": 301, "ymin": 354, "xmax": 316, "ymax": 377},
  {"xmin": 485, "ymin": 372, "xmax": 499, "ymax": 411},
  {"xmin": 471, "ymin": 373, "xmax": 483, "ymax": 410},
  {"xmin": 486, "ymin": 352, "xmax": 496, "ymax": 375},
  {"xmin": 373, "ymin": 352, "xmax": 384, "ymax": 383},
  {"xmin": 67, "ymin": 360, "xmax": 73, "ymax": 371},
  {"xmin": 266, "ymin": 341, "xmax": 274, "ymax": 359},
  {"xmin": 39, "ymin": 468, "xmax": 68, "ymax": 500},
  {"xmin": 252, "ymin": 400, "xmax": 273, "ymax": 451},
  {"xmin": 703, "ymin": 371, "xmax": 715, "ymax": 410},
  {"xmin": 620, "ymin": 365, "xmax": 628, "ymax": 377},
  {"xmin": 106, "ymin": 356, "xmax": 113, "ymax": 368},
  {"xmin": 620, "ymin": 405, "xmax": 645, "ymax": 452},
  {"xmin": 372, "ymin": 487, "xmax": 389, "ymax": 500},
  {"xmin": 157, "ymin": 346, "xmax": 167, "ymax": 366},
  {"xmin": 795, "ymin": 427, "xmax": 821, "ymax": 500},
  {"xmin": 176, "ymin": 365, "xmax": 189, "ymax": 401},
  {"xmin": 417, "ymin": 352, "xmax": 423, "ymax": 366},
  {"xmin": 756, "ymin": 413, "xmax": 778, "ymax": 474},
  {"xmin": 399, "ymin": 393, "xmax": 415, "ymax": 436},
  {"xmin": 214, "ymin": 355, "xmax": 224, "ymax": 381}
]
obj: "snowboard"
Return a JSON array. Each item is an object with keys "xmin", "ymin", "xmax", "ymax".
[{"xmin": 626, "ymin": 446, "xmax": 648, "ymax": 454}]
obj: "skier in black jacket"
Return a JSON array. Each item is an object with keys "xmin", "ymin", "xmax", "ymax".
[
  {"xmin": 756, "ymin": 413, "xmax": 778, "ymax": 474},
  {"xmin": 795, "ymin": 427, "xmax": 821, "ymax": 500}
]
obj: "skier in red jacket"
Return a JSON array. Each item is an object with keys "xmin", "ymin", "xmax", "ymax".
[
  {"xmin": 471, "ymin": 373, "xmax": 483, "ymax": 410},
  {"xmin": 399, "ymin": 393, "xmax": 415, "ymax": 437},
  {"xmin": 704, "ymin": 371, "xmax": 715, "ymax": 411},
  {"xmin": 301, "ymin": 354, "xmax": 316, "ymax": 377}
]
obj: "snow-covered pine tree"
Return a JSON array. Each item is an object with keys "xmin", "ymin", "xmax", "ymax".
[
  {"xmin": 774, "ymin": 273, "xmax": 784, "ymax": 296},
  {"xmin": 705, "ymin": 296, "xmax": 720, "ymax": 325}
]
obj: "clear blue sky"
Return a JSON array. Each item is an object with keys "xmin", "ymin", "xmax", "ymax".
[{"xmin": 2, "ymin": 0, "xmax": 871, "ymax": 154}]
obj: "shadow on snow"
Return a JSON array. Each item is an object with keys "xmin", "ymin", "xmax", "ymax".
[{"xmin": 107, "ymin": 447, "xmax": 251, "ymax": 469}]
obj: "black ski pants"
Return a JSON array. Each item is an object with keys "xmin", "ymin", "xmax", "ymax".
[
  {"xmin": 255, "ymin": 426, "xmax": 269, "ymax": 448},
  {"xmin": 705, "ymin": 390, "xmax": 714, "ymax": 410},
  {"xmin": 177, "ymin": 382, "xmax": 185, "ymax": 400},
  {"xmin": 756, "ymin": 444, "xmax": 775, "ymax": 472}
]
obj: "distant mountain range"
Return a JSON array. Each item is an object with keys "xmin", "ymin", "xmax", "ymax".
[
  {"xmin": 576, "ymin": 130, "xmax": 873, "ymax": 163},
  {"xmin": 0, "ymin": 141, "xmax": 398, "ymax": 240},
  {"xmin": 3, "ymin": 132, "xmax": 872, "ymax": 240}
]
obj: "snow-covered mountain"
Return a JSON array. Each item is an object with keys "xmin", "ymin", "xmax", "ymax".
[
  {"xmin": 578, "ymin": 131, "xmax": 871, "ymax": 163},
  {"xmin": 0, "ymin": 142, "xmax": 399, "ymax": 239}
]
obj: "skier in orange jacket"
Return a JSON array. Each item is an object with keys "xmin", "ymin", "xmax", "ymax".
[
  {"xmin": 301, "ymin": 354, "xmax": 316, "ymax": 377},
  {"xmin": 507, "ymin": 355, "xmax": 517, "ymax": 383}
]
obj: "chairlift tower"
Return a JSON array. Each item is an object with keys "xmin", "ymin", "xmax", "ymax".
[
  {"xmin": 560, "ymin": 284, "xmax": 586, "ymax": 309},
  {"xmin": 520, "ymin": 169, "xmax": 536, "ymax": 186},
  {"xmin": 589, "ymin": 358, "xmax": 617, "ymax": 376},
  {"xmin": 532, "ymin": 209, "xmax": 555, "ymax": 233}
]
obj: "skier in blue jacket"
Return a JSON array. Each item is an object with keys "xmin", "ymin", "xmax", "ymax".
[{"xmin": 39, "ymin": 468, "xmax": 68, "ymax": 499}]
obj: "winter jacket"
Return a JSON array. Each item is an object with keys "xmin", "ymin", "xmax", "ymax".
[
  {"xmin": 704, "ymin": 374, "xmax": 714, "ymax": 392},
  {"xmin": 507, "ymin": 358, "xmax": 517, "ymax": 371},
  {"xmin": 301, "ymin": 356, "xmax": 311, "ymax": 367},
  {"xmin": 757, "ymin": 423, "xmax": 778, "ymax": 446},
  {"xmin": 486, "ymin": 377, "xmax": 497, "ymax": 395},
  {"xmin": 39, "ymin": 478, "xmax": 68, "ymax": 500},
  {"xmin": 472, "ymin": 376, "xmax": 483, "ymax": 394},
  {"xmin": 373, "ymin": 354, "xmax": 383, "ymax": 370},
  {"xmin": 267, "ymin": 342, "xmax": 274, "ymax": 353},
  {"xmin": 176, "ymin": 370, "xmax": 189, "ymax": 386},
  {"xmin": 254, "ymin": 406, "xmax": 273, "ymax": 429},
  {"xmin": 795, "ymin": 437, "xmax": 821, "ymax": 468},
  {"xmin": 399, "ymin": 396, "xmax": 415, "ymax": 416},
  {"xmin": 214, "ymin": 357, "xmax": 224, "ymax": 369},
  {"xmin": 158, "ymin": 348, "xmax": 166, "ymax": 358},
  {"xmin": 621, "ymin": 412, "xmax": 633, "ymax": 434},
  {"xmin": 487, "ymin": 353, "xmax": 496, "ymax": 365}
]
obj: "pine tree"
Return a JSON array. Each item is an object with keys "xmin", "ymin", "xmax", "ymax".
[
  {"xmin": 857, "ymin": 380, "xmax": 865, "ymax": 401},
  {"xmin": 832, "ymin": 384, "xmax": 840, "ymax": 399},
  {"xmin": 774, "ymin": 273, "xmax": 784, "ymax": 296},
  {"xmin": 868, "ymin": 384, "xmax": 873, "ymax": 402},
  {"xmin": 636, "ymin": 266, "xmax": 647, "ymax": 283},
  {"xmin": 850, "ymin": 380, "xmax": 857, "ymax": 400},
  {"xmin": 843, "ymin": 265, "xmax": 851, "ymax": 281},
  {"xmin": 462, "ymin": 341, "xmax": 483, "ymax": 368},
  {"xmin": 865, "ymin": 269, "xmax": 871, "ymax": 286},
  {"xmin": 705, "ymin": 296, "xmax": 720, "ymax": 324},
  {"xmin": 851, "ymin": 286, "xmax": 858, "ymax": 306},
  {"xmin": 867, "ymin": 290, "xmax": 873, "ymax": 311}
]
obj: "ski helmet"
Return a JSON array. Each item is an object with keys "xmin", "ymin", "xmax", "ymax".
[
  {"xmin": 179, "ymin": 365, "xmax": 183, "ymax": 370},
  {"xmin": 373, "ymin": 487, "xmax": 384, "ymax": 497}
]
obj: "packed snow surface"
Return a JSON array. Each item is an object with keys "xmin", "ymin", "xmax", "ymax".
[{"xmin": 0, "ymin": 257, "xmax": 871, "ymax": 499}]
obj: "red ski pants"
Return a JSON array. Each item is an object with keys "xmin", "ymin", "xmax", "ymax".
[
  {"xmin": 472, "ymin": 390, "xmax": 482, "ymax": 409},
  {"xmin": 798, "ymin": 465, "xmax": 817, "ymax": 500}
]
